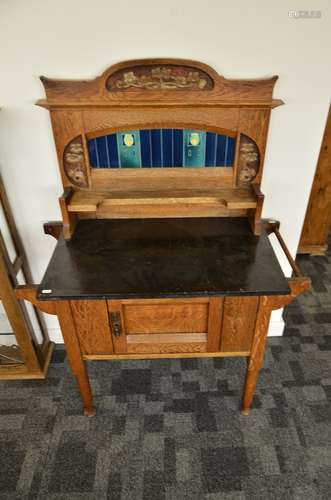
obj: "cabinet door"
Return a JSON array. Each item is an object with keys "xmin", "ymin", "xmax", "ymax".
[
  {"xmin": 107, "ymin": 298, "xmax": 223, "ymax": 355},
  {"xmin": 70, "ymin": 297, "xmax": 258, "ymax": 357}
]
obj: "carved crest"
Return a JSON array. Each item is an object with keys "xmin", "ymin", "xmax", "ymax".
[
  {"xmin": 237, "ymin": 134, "xmax": 260, "ymax": 184},
  {"xmin": 63, "ymin": 137, "xmax": 88, "ymax": 187},
  {"xmin": 106, "ymin": 65, "xmax": 213, "ymax": 91}
]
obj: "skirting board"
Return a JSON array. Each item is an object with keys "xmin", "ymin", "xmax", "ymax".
[{"xmin": 0, "ymin": 320, "xmax": 285, "ymax": 344}]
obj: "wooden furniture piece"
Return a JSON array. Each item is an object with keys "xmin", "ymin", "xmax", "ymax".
[
  {"xmin": 0, "ymin": 174, "xmax": 54, "ymax": 379},
  {"xmin": 298, "ymin": 104, "xmax": 331, "ymax": 255},
  {"xmin": 16, "ymin": 59, "xmax": 309, "ymax": 415}
]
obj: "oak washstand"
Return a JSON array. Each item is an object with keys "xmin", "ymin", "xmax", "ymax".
[{"xmin": 16, "ymin": 59, "xmax": 310, "ymax": 416}]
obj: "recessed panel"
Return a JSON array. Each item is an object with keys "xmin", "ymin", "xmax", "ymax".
[
  {"xmin": 123, "ymin": 303, "xmax": 209, "ymax": 334},
  {"xmin": 88, "ymin": 129, "xmax": 236, "ymax": 168}
]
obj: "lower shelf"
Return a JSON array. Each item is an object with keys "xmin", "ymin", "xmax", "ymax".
[{"xmin": 67, "ymin": 187, "xmax": 258, "ymax": 219}]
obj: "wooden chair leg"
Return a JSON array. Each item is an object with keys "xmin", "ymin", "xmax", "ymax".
[{"xmin": 56, "ymin": 301, "xmax": 96, "ymax": 416}]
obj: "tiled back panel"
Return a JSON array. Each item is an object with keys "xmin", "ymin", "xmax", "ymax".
[{"xmin": 88, "ymin": 129, "xmax": 236, "ymax": 168}]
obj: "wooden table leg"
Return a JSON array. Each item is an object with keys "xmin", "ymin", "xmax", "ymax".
[
  {"xmin": 242, "ymin": 297, "xmax": 272, "ymax": 415},
  {"xmin": 56, "ymin": 301, "xmax": 96, "ymax": 416}
]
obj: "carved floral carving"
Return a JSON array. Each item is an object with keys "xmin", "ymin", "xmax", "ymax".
[
  {"xmin": 106, "ymin": 65, "xmax": 213, "ymax": 91},
  {"xmin": 238, "ymin": 134, "xmax": 260, "ymax": 184},
  {"xmin": 63, "ymin": 137, "xmax": 88, "ymax": 187}
]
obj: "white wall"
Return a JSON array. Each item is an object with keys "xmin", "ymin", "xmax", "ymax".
[{"xmin": 0, "ymin": 0, "xmax": 330, "ymax": 342}]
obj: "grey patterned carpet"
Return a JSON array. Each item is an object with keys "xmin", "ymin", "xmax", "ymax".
[{"xmin": 1, "ymin": 244, "xmax": 331, "ymax": 499}]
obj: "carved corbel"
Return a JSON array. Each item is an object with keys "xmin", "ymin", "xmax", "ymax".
[
  {"xmin": 63, "ymin": 136, "xmax": 88, "ymax": 188},
  {"xmin": 237, "ymin": 134, "xmax": 260, "ymax": 185}
]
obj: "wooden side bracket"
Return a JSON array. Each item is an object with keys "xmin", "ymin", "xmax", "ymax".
[
  {"xmin": 263, "ymin": 218, "xmax": 311, "ymax": 309},
  {"xmin": 15, "ymin": 285, "xmax": 57, "ymax": 315},
  {"xmin": 44, "ymin": 221, "xmax": 63, "ymax": 240},
  {"xmin": 271, "ymin": 277, "xmax": 311, "ymax": 310}
]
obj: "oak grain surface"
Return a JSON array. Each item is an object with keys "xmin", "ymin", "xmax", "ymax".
[{"xmin": 123, "ymin": 302, "xmax": 208, "ymax": 334}]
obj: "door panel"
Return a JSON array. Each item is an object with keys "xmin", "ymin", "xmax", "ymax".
[
  {"xmin": 106, "ymin": 296, "xmax": 256, "ymax": 356},
  {"xmin": 220, "ymin": 296, "xmax": 259, "ymax": 352},
  {"xmin": 123, "ymin": 302, "xmax": 208, "ymax": 334},
  {"xmin": 107, "ymin": 299, "xmax": 211, "ymax": 354},
  {"xmin": 71, "ymin": 300, "xmax": 113, "ymax": 355}
]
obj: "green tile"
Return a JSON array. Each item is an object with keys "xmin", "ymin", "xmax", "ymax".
[{"xmin": 117, "ymin": 130, "xmax": 141, "ymax": 168}]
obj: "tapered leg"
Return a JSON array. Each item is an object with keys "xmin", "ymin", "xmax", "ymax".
[
  {"xmin": 242, "ymin": 368, "xmax": 261, "ymax": 415},
  {"xmin": 74, "ymin": 364, "xmax": 96, "ymax": 417},
  {"xmin": 242, "ymin": 297, "xmax": 272, "ymax": 415},
  {"xmin": 56, "ymin": 301, "xmax": 96, "ymax": 416}
]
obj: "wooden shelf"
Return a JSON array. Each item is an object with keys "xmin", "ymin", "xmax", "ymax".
[{"xmin": 67, "ymin": 187, "xmax": 257, "ymax": 219}]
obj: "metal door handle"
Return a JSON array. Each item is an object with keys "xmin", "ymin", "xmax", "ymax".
[{"xmin": 109, "ymin": 312, "xmax": 122, "ymax": 337}]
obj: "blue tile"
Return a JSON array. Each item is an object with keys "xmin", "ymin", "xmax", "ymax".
[
  {"xmin": 225, "ymin": 136, "xmax": 236, "ymax": 166},
  {"xmin": 107, "ymin": 134, "xmax": 119, "ymax": 168},
  {"xmin": 151, "ymin": 129, "xmax": 162, "ymax": 167},
  {"xmin": 216, "ymin": 135, "xmax": 227, "ymax": 166},
  {"xmin": 173, "ymin": 129, "xmax": 183, "ymax": 167},
  {"xmin": 88, "ymin": 138, "xmax": 98, "ymax": 167},
  {"xmin": 205, "ymin": 132, "xmax": 217, "ymax": 167},
  {"xmin": 95, "ymin": 136, "xmax": 109, "ymax": 167},
  {"xmin": 140, "ymin": 130, "xmax": 151, "ymax": 167},
  {"xmin": 162, "ymin": 129, "xmax": 173, "ymax": 167}
]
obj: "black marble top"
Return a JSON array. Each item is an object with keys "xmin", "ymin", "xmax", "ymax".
[{"xmin": 37, "ymin": 218, "xmax": 290, "ymax": 300}]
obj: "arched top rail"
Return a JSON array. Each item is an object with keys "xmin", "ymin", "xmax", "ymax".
[{"xmin": 37, "ymin": 58, "xmax": 283, "ymax": 108}]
